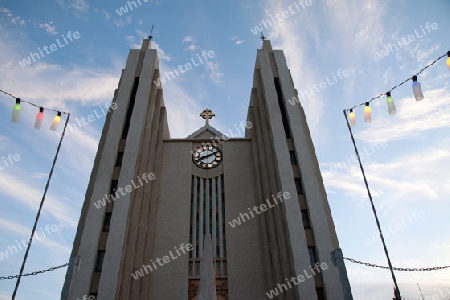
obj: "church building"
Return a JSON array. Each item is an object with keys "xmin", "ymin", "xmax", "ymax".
[{"xmin": 61, "ymin": 38, "xmax": 353, "ymax": 300}]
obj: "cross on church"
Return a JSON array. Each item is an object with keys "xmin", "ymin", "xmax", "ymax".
[{"xmin": 200, "ymin": 108, "xmax": 215, "ymax": 125}]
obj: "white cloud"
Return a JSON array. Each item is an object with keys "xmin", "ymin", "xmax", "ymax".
[
  {"xmin": 164, "ymin": 83, "xmax": 205, "ymax": 137},
  {"xmin": 182, "ymin": 36, "xmax": 197, "ymax": 52},
  {"xmin": 151, "ymin": 41, "xmax": 172, "ymax": 61},
  {"xmin": 205, "ymin": 61, "xmax": 224, "ymax": 85},
  {"xmin": 182, "ymin": 36, "xmax": 194, "ymax": 43},
  {"xmin": 58, "ymin": 0, "xmax": 89, "ymax": 12},
  {"xmin": 0, "ymin": 36, "xmax": 118, "ymax": 110},
  {"xmin": 0, "ymin": 219, "xmax": 32, "ymax": 236},
  {"xmin": 57, "ymin": 0, "xmax": 89, "ymax": 19},
  {"xmin": 0, "ymin": 218, "xmax": 71, "ymax": 254},
  {"xmin": 230, "ymin": 36, "xmax": 245, "ymax": 45},
  {"xmin": 0, "ymin": 7, "xmax": 26, "ymax": 25},
  {"xmin": 1, "ymin": 63, "xmax": 118, "ymax": 109},
  {"xmin": 322, "ymin": 139, "xmax": 450, "ymax": 205},
  {"xmin": 38, "ymin": 21, "xmax": 58, "ymax": 35},
  {"xmin": 101, "ymin": 9, "xmax": 111, "ymax": 20},
  {"xmin": 356, "ymin": 88, "xmax": 450, "ymax": 143},
  {"xmin": 0, "ymin": 172, "xmax": 79, "ymax": 228},
  {"xmin": 153, "ymin": 44, "xmax": 206, "ymax": 137},
  {"xmin": 71, "ymin": 0, "xmax": 89, "ymax": 11}
]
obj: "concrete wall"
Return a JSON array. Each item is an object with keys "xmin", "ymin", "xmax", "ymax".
[
  {"xmin": 65, "ymin": 47, "xmax": 142, "ymax": 300},
  {"xmin": 148, "ymin": 141, "xmax": 193, "ymax": 299},
  {"xmin": 223, "ymin": 140, "xmax": 268, "ymax": 299}
]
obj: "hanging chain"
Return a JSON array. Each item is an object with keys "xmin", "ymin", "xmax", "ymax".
[
  {"xmin": 1, "ymin": 257, "xmax": 448, "ymax": 281},
  {"xmin": 0, "ymin": 263, "xmax": 69, "ymax": 280},
  {"xmin": 344, "ymin": 257, "xmax": 450, "ymax": 272}
]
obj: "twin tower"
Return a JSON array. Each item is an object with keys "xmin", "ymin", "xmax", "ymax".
[{"xmin": 61, "ymin": 38, "xmax": 353, "ymax": 299}]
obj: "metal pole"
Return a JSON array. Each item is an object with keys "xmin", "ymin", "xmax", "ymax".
[
  {"xmin": 12, "ymin": 114, "xmax": 70, "ymax": 299},
  {"xmin": 342, "ymin": 110, "xmax": 401, "ymax": 299}
]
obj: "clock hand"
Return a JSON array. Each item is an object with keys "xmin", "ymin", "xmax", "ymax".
[
  {"xmin": 199, "ymin": 150, "xmax": 211, "ymax": 159},
  {"xmin": 202, "ymin": 152, "xmax": 216, "ymax": 160},
  {"xmin": 200, "ymin": 149, "xmax": 218, "ymax": 160}
]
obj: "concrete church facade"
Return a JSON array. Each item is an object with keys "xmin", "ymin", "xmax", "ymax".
[{"xmin": 61, "ymin": 38, "xmax": 352, "ymax": 300}]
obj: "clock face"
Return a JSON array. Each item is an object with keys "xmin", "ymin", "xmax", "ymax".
[{"xmin": 192, "ymin": 145, "xmax": 222, "ymax": 169}]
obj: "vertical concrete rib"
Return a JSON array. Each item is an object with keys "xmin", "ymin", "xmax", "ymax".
[
  {"xmin": 273, "ymin": 49, "xmax": 346, "ymax": 299},
  {"xmin": 218, "ymin": 176, "xmax": 224, "ymax": 259},
  {"xmin": 205, "ymin": 178, "xmax": 210, "ymax": 238},
  {"xmin": 199, "ymin": 178, "xmax": 204, "ymax": 258},
  {"xmin": 97, "ymin": 46, "xmax": 157, "ymax": 300},
  {"xmin": 255, "ymin": 46, "xmax": 317, "ymax": 299},
  {"xmin": 66, "ymin": 46, "xmax": 142, "ymax": 299},
  {"xmin": 192, "ymin": 176, "xmax": 198, "ymax": 259},
  {"xmin": 212, "ymin": 177, "xmax": 217, "ymax": 258}
]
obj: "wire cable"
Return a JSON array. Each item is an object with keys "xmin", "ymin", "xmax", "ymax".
[
  {"xmin": 11, "ymin": 114, "xmax": 70, "ymax": 299},
  {"xmin": 343, "ymin": 109, "xmax": 401, "ymax": 299},
  {"xmin": 0, "ymin": 89, "xmax": 69, "ymax": 115},
  {"xmin": 345, "ymin": 51, "xmax": 449, "ymax": 112}
]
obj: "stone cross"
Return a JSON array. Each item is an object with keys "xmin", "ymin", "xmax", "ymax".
[{"xmin": 200, "ymin": 108, "xmax": 215, "ymax": 125}]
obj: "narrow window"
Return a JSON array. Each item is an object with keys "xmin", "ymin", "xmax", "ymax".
[
  {"xmin": 102, "ymin": 213, "xmax": 112, "ymax": 232},
  {"xmin": 115, "ymin": 152, "xmax": 124, "ymax": 167},
  {"xmin": 110, "ymin": 180, "xmax": 118, "ymax": 195},
  {"xmin": 308, "ymin": 247, "xmax": 317, "ymax": 267},
  {"xmin": 274, "ymin": 77, "xmax": 291, "ymax": 138},
  {"xmin": 294, "ymin": 179, "xmax": 303, "ymax": 195},
  {"xmin": 316, "ymin": 287, "xmax": 326, "ymax": 300},
  {"xmin": 121, "ymin": 77, "xmax": 140, "ymax": 139},
  {"xmin": 95, "ymin": 250, "xmax": 106, "ymax": 272},
  {"xmin": 289, "ymin": 151, "xmax": 297, "ymax": 165},
  {"xmin": 301, "ymin": 209, "xmax": 311, "ymax": 229}
]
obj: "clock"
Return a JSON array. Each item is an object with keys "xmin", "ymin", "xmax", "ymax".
[{"xmin": 192, "ymin": 145, "xmax": 222, "ymax": 169}]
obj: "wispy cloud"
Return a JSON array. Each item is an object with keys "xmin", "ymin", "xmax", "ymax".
[
  {"xmin": 182, "ymin": 36, "xmax": 197, "ymax": 51},
  {"xmin": 94, "ymin": 8, "xmax": 111, "ymax": 20},
  {"xmin": 356, "ymin": 88, "xmax": 450, "ymax": 143},
  {"xmin": 124, "ymin": 31, "xmax": 173, "ymax": 63},
  {"xmin": 230, "ymin": 36, "xmax": 245, "ymax": 45},
  {"xmin": 1, "ymin": 46, "xmax": 117, "ymax": 110},
  {"xmin": 322, "ymin": 138, "xmax": 450, "ymax": 205},
  {"xmin": 0, "ymin": 218, "xmax": 71, "ymax": 254},
  {"xmin": 58, "ymin": 0, "xmax": 89, "ymax": 15},
  {"xmin": 0, "ymin": 172, "xmax": 78, "ymax": 228},
  {"xmin": 182, "ymin": 36, "xmax": 194, "ymax": 43},
  {"xmin": 0, "ymin": 7, "xmax": 25, "ymax": 25},
  {"xmin": 38, "ymin": 21, "xmax": 58, "ymax": 35},
  {"xmin": 204, "ymin": 61, "xmax": 224, "ymax": 85}
]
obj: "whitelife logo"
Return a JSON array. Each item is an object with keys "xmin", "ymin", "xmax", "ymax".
[
  {"xmin": 228, "ymin": 192, "xmax": 291, "ymax": 228},
  {"xmin": 18, "ymin": 31, "xmax": 81, "ymax": 68},
  {"xmin": 0, "ymin": 224, "xmax": 58, "ymax": 261},
  {"xmin": 153, "ymin": 50, "xmax": 216, "ymax": 87},
  {"xmin": 287, "ymin": 69, "xmax": 350, "ymax": 106},
  {"xmin": 131, "ymin": 243, "xmax": 193, "ymax": 280},
  {"xmin": 250, "ymin": 0, "xmax": 313, "ymax": 35},
  {"xmin": 115, "ymin": 0, "xmax": 151, "ymax": 16},
  {"xmin": 93, "ymin": 172, "xmax": 156, "ymax": 209},
  {"xmin": 0, "ymin": 153, "xmax": 21, "ymax": 171},
  {"xmin": 266, "ymin": 262, "xmax": 328, "ymax": 298},
  {"xmin": 376, "ymin": 22, "xmax": 439, "ymax": 58}
]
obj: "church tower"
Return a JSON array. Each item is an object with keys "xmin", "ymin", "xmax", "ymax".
[{"xmin": 61, "ymin": 39, "xmax": 352, "ymax": 300}]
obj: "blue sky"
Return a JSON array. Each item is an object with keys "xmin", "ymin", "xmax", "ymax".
[{"xmin": 0, "ymin": 0, "xmax": 449, "ymax": 299}]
